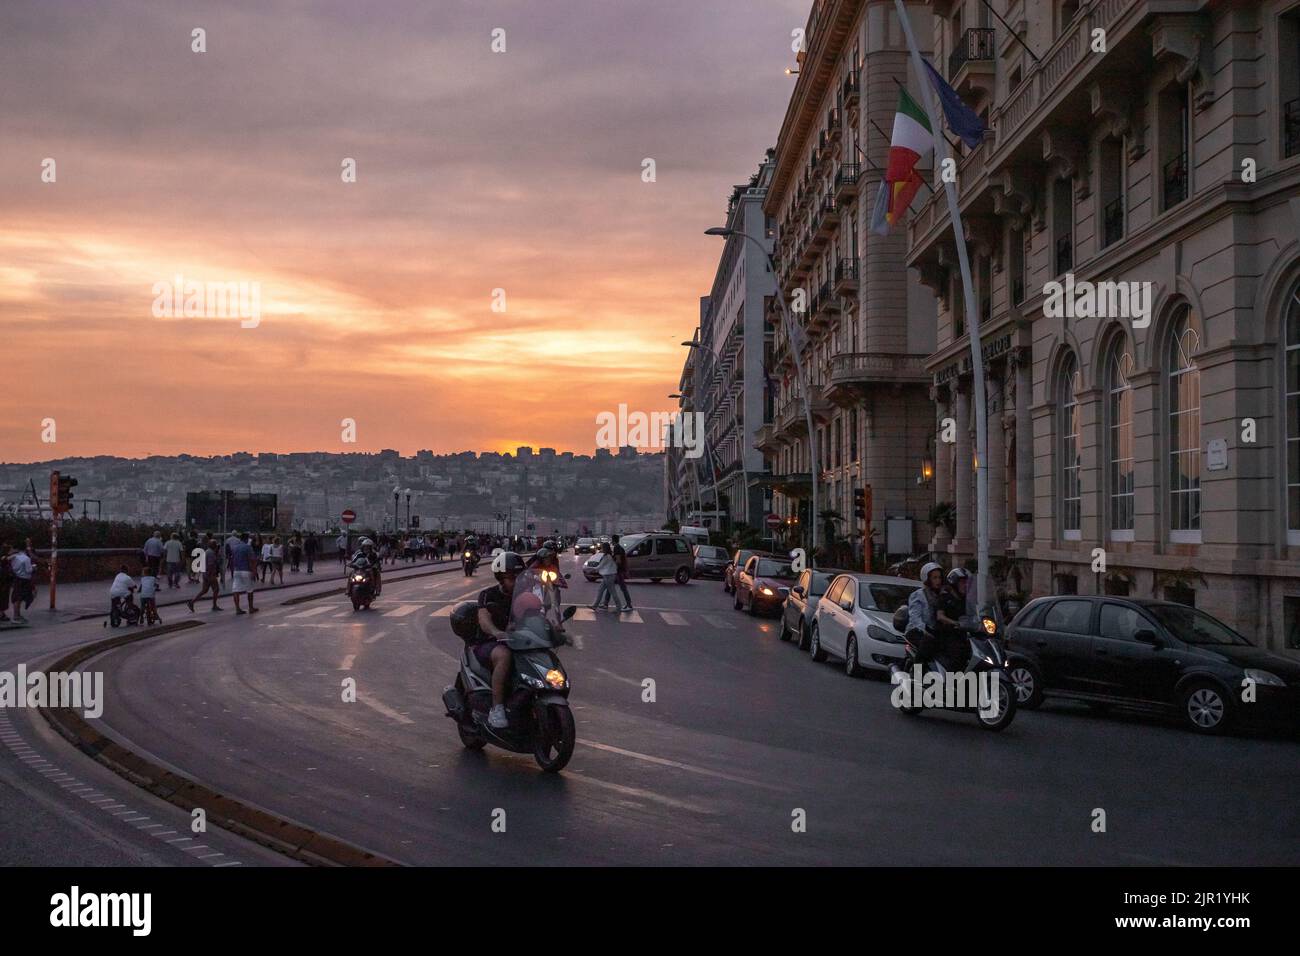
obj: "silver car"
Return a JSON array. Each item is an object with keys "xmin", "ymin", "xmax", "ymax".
[{"xmin": 780, "ymin": 569, "xmax": 836, "ymax": 650}]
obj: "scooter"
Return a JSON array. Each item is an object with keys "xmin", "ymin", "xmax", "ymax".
[
  {"xmin": 889, "ymin": 609, "xmax": 1016, "ymax": 732},
  {"xmin": 462, "ymin": 550, "xmax": 480, "ymax": 576},
  {"xmin": 443, "ymin": 597, "xmax": 578, "ymax": 773},
  {"xmin": 347, "ymin": 566, "xmax": 378, "ymax": 610}
]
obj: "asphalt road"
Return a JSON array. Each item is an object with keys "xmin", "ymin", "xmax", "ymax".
[{"xmin": 54, "ymin": 552, "xmax": 1300, "ymax": 866}]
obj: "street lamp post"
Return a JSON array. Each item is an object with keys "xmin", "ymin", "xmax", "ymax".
[
  {"xmin": 705, "ymin": 227, "xmax": 818, "ymax": 558},
  {"xmin": 404, "ymin": 489, "xmax": 411, "ymax": 532},
  {"xmin": 392, "ymin": 487, "xmax": 400, "ymax": 535}
]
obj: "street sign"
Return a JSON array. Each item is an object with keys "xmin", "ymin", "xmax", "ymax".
[
  {"xmin": 765, "ymin": 513, "xmax": 782, "ymax": 528},
  {"xmin": 341, "ymin": 509, "xmax": 356, "ymax": 524}
]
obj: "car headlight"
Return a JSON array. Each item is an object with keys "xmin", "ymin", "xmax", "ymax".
[
  {"xmin": 545, "ymin": 668, "xmax": 566, "ymax": 688},
  {"xmin": 760, "ymin": 586, "xmax": 774, "ymax": 596},
  {"xmin": 1244, "ymin": 669, "xmax": 1286, "ymax": 687}
]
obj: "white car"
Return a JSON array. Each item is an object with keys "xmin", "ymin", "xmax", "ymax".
[{"xmin": 809, "ymin": 574, "xmax": 920, "ymax": 676}]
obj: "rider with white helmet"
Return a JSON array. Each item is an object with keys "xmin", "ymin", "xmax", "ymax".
[{"xmin": 349, "ymin": 537, "xmax": 382, "ymax": 594}]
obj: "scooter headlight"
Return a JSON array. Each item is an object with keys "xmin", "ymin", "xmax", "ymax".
[
  {"xmin": 352, "ymin": 574, "xmax": 365, "ymax": 583},
  {"xmin": 982, "ymin": 617, "xmax": 997, "ymax": 635},
  {"xmin": 464, "ymin": 552, "xmax": 471, "ymax": 558},
  {"xmin": 545, "ymin": 668, "xmax": 566, "ymax": 689}
]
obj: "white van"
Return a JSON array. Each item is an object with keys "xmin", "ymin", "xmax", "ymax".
[{"xmin": 679, "ymin": 525, "xmax": 710, "ymax": 548}]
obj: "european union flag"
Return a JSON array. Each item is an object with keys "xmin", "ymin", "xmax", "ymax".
[{"xmin": 923, "ymin": 59, "xmax": 986, "ymax": 149}]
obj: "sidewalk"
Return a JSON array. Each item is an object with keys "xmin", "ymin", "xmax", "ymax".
[{"xmin": 0, "ymin": 555, "xmax": 467, "ymax": 629}]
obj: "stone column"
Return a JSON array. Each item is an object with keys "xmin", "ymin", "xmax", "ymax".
[
  {"xmin": 986, "ymin": 369, "xmax": 1008, "ymax": 551},
  {"xmin": 1011, "ymin": 347, "xmax": 1035, "ymax": 551},
  {"xmin": 931, "ymin": 387, "xmax": 953, "ymax": 552},
  {"xmin": 951, "ymin": 381, "xmax": 974, "ymax": 554}
]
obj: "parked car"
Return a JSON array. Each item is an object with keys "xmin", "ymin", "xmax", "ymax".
[
  {"xmin": 723, "ymin": 549, "xmax": 772, "ymax": 594},
  {"xmin": 1005, "ymin": 595, "xmax": 1300, "ymax": 734},
  {"xmin": 809, "ymin": 574, "xmax": 920, "ymax": 676},
  {"xmin": 692, "ymin": 544, "xmax": 729, "ymax": 579},
  {"xmin": 574, "ymin": 537, "xmax": 597, "ymax": 555},
  {"xmin": 733, "ymin": 554, "xmax": 797, "ymax": 615},
  {"xmin": 780, "ymin": 569, "xmax": 835, "ymax": 649},
  {"xmin": 583, "ymin": 532, "xmax": 694, "ymax": 584}
]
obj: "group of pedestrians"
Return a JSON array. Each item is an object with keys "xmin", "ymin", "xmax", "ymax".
[{"xmin": 589, "ymin": 536, "xmax": 634, "ymax": 613}]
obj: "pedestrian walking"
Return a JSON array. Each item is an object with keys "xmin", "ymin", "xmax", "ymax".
[
  {"xmin": 142, "ymin": 530, "xmax": 165, "ymax": 575},
  {"xmin": 0, "ymin": 544, "xmax": 14, "ymax": 623},
  {"xmin": 260, "ymin": 537, "xmax": 274, "ymax": 583},
  {"xmin": 289, "ymin": 533, "xmax": 302, "ymax": 573},
  {"xmin": 270, "ymin": 535, "xmax": 285, "ymax": 585},
  {"xmin": 188, "ymin": 537, "xmax": 224, "ymax": 612},
  {"xmin": 163, "ymin": 532, "xmax": 184, "ymax": 589},
  {"xmin": 228, "ymin": 532, "xmax": 259, "ymax": 615},
  {"xmin": 612, "ymin": 534, "xmax": 634, "ymax": 612},
  {"xmin": 304, "ymin": 531, "xmax": 318, "ymax": 574},
  {"xmin": 8, "ymin": 545, "xmax": 34, "ymax": 623},
  {"xmin": 337, "ymin": 531, "xmax": 348, "ymax": 566},
  {"xmin": 590, "ymin": 543, "xmax": 624, "ymax": 611}
]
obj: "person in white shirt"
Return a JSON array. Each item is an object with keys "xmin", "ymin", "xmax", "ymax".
[
  {"xmin": 163, "ymin": 533, "xmax": 184, "ymax": 589},
  {"xmin": 337, "ymin": 532, "xmax": 349, "ymax": 565},
  {"xmin": 9, "ymin": 548, "xmax": 35, "ymax": 623},
  {"xmin": 260, "ymin": 540, "xmax": 274, "ymax": 583},
  {"xmin": 108, "ymin": 566, "xmax": 137, "ymax": 625},
  {"xmin": 270, "ymin": 536, "xmax": 285, "ymax": 585}
]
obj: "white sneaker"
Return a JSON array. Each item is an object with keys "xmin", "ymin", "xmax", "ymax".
[{"xmin": 488, "ymin": 705, "xmax": 509, "ymax": 729}]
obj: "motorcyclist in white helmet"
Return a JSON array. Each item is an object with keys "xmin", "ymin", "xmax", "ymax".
[
  {"xmin": 906, "ymin": 561, "xmax": 948, "ymax": 665},
  {"xmin": 349, "ymin": 537, "xmax": 382, "ymax": 594}
]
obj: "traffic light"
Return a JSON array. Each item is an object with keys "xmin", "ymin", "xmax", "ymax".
[
  {"xmin": 853, "ymin": 487, "xmax": 866, "ymax": 520},
  {"xmin": 50, "ymin": 471, "xmax": 77, "ymax": 513}
]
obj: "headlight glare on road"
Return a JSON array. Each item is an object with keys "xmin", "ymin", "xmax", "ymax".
[
  {"xmin": 545, "ymin": 669, "xmax": 566, "ymax": 688},
  {"xmin": 1244, "ymin": 668, "xmax": 1286, "ymax": 687}
]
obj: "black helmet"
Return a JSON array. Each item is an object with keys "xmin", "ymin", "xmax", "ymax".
[
  {"xmin": 494, "ymin": 551, "xmax": 526, "ymax": 578},
  {"xmin": 534, "ymin": 547, "xmax": 556, "ymax": 565}
]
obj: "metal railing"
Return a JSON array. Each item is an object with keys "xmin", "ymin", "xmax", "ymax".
[
  {"xmin": 1286, "ymin": 98, "xmax": 1300, "ymax": 159},
  {"xmin": 949, "ymin": 27, "xmax": 995, "ymax": 78}
]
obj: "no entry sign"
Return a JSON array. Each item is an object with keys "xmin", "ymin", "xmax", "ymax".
[{"xmin": 341, "ymin": 509, "xmax": 356, "ymax": 524}]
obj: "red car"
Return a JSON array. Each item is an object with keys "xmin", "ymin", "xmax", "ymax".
[{"xmin": 732, "ymin": 554, "xmax": 797, "ymax": 616}]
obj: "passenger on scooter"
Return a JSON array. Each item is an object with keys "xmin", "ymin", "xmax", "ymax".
[
  {"xmin": 906, "ymin": 561, "xmax": 954, "ymax": 668},
  {"xmin": 474, "ymin": 551, "xmax": 526, "ymax": 730},
  {"xmin": 349, "ymin": 537, "xmax": 382, "ymax": 594}
]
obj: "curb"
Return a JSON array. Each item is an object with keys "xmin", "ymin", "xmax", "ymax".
[{"xmin": 37, "ymin": 618, "xmax": 403, "ymax": 867}]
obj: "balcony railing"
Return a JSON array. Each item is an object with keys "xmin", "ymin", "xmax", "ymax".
[
  {"xmin": 1286, "ymin": 98, "xmax": 1300, "ymax": 159},
  {"xmin": 1163, "ymin": 152, "xmax": 1188, "ymax": 209},
  {"xmin": 834, "ymin": 163, "xmax": 859, "ymax": 201},
  {"xmin": 1103, "ymin": 196, "xmax": 1124, "ymax": 248},
  {"xmin": 948, "ymin": 27, "xmax": 995, "ymax": 79},
  {"xmin": 1055, "ymin": 234, "xmax": 1073, "ymax": 275},
  {"xmin": 834, "ymin": 258, "xmax": 859, "ymax": 292},
  {"xmin": 843, "ymin": 69, "xmax": 860, "ymax": 106}
]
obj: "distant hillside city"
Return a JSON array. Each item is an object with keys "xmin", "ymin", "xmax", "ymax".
[{"xmin": 0, "ymin": 447, "xmax": 666, "ymax": 536}]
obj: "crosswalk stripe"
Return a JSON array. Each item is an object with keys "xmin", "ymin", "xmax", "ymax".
[
  {"xmin": 622, "ymin": 610, "xmax": 644, "ymax": 623},
  {"xmin": 572, "ymin": 608, "xmax": 596, "ymax": 622},
  {"xmin": 660, "ymin": 612, "xmax": 687, "ymax": 626},
  {"xmin": 429, "ymin": 605, "xmax": 454, "ymax": 618},
  {"xmin": 703, "ymin": 614, "xmax": 734, "ymax": 629},
  {"xmin": 286, "ymin": 606, "xmax": 332, "ymax": 619},
  {"xmin": 383, "ymin": 604, "xmax": 421, "ymax": 618}
]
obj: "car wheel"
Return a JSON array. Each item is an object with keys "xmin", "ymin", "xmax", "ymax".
[
  {"xmin": 674, "ymin": 567, "xmax": 691, "ymax": 585},
  {"xmin": 1007, "ymin": 661, "xmax": 1043, "ymax": 709},
  {"xmin": 746, "ymin": 593, "xmax": 757, "ymax": 616},
  {"xmin": 778, "ymin": 616, "xmax": 791, "ymax": 642},
  {"xmin": 797, "ymin": 621, "xmax": 810, "ymax": 651},
  {"xmin": 1181, "ymin": 681, "xmax": 1231, "ymax": 734},
  {"xmin": 809, "ymin": 623, "xmax": 828, "ymax": 662},
  {"xmin": 844, "ymin": 635, "xmax": 863, "ymax": 678}
]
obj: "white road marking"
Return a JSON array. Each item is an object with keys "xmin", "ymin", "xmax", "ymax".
[
  {"xmin": 618, "ymin": 611, "xmax": 644, "ymax": 623},
  {"xmin": 703, "ymin": 614, "xmax": 734, "ymax": 629},
  {"xmin": 363, "ymin": 630, "xmax": 388, "ymax": 645},
  {"xmin": 358, "ymin": 696, "xmax": 415, "ymax": 725},
  {"xmin": 570, "ymin": 774, "xmax": 716, "ymax": 814},
  {"xmin": 572, "ymin": 608, "xmax": 596, "ymax": 622},
  {"xmin": 429, "ymin": 604, "xmax": 454, "ymax": 618},
  {"xmin": 286, "ymin": 606, "xmax": 333, "ymax": 619},
  {"xmin": 595, "ymin": 668, "xmax": 643, "ymax": 687},
  {"xmin": 578, "ymin": 739, "xmax": 788, "ymax": 791},
  {"xmin": 659, "ymin": 612, "xmax": 687, "ymax": 626},
  {"xmin": 340, "ymin": 654, "xmax": 356, "ymax": 671},
  {"xmin": 383, "ymin": 604, "xmax": 421, "ymax": 618}
]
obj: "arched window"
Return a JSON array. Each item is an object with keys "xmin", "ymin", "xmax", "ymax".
[
  {"xmin": 1287, "ymin": 282, "xmax": 1300, "ymax": 542},
  {"xmin": 1107, "ymin": 344, "xmax": 1135, "ymax": 535},
  {"xmin": 1060, "ymin": 353, "xmax": 1082, "ymax": 537},
  {"xmin": 1167, "ymin": 308, "xmax": 1201, "ymax": 536}
]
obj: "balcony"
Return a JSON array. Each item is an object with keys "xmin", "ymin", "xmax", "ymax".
[
  {"xmin": 842, "ymin": 69, "xmax": 860, "ymax": 112},
  {"xmin": 754, "ymin": 422, "xmax": 780, "ymax": 453},
  {"xmin": 776, "ymin": 398, "xmax": 809, "ymax": 437},
  {"xmin": 1288, "ymin": 98, "xmax": 1300, "ymax": 159},
  {"xmin": 834, "ymin": 163, "xmax": 859, "ymax": 202},
  {"xmin": 1163, "ymin": 152, "xmax": 1188, "ymax": 209},
  {"xmin": 826, "ymin": 108, "xmax": 841, "ymax": 145},
  {"xmin": 834, "ymin": 258, "xmax": 859, "ymax": 295},
  {"xmin": 1055, "ymin": 234, "xmax": 1073, "ymax": 275},
  {"xmin": 1102, "ymin": 197, "xmax": 1124, "ymax": 248},
  {"xmin": 816, "ymin": 196, "xmax": 840, "ymax": 235},
  {"xmin": 947, "ymin": 27, "xmax": 995, "ymax": 96},
  {"xmin": 823, "ymin": 352, "xmax": 931, "ymax": 406}
]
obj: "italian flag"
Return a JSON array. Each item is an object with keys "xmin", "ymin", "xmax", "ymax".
[{"xmin": 882, "ymin": 85, "xmax": 931, "ymax": 227}]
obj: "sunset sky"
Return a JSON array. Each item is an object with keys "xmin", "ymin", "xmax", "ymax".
[{"xmin": 1, "ymin": 0, "xmax": 806, "ymax": 461}]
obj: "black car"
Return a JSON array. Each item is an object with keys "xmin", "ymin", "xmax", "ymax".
[
  {"xmin": 692, "ymin": 544, "xmax": 729, "ymax": 579},
  {"xmin": 1005, "ymin": 595, "xmax": 1300, "ymax": 734}
]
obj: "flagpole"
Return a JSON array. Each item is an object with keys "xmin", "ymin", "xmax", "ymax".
[{"xmin": 893, "ymin": 0, "xmax": 990, "ymax": 610}]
